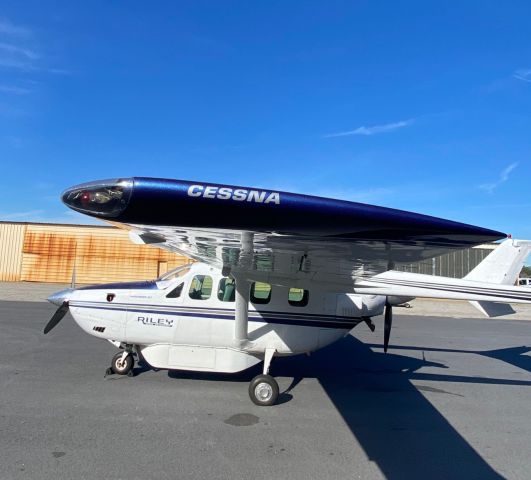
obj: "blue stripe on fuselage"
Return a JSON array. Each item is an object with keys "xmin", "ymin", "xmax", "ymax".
[
  {"xmin": 70, "ymin": 302, "xmax": 361, "ymax": 329},
  {"xmin": 72, "ymin": 300, "xmax": 361, "ymax": 321}
]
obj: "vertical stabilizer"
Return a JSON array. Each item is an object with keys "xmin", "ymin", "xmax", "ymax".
[
  {"xmin": 465, "ymin": 239, "xmax": 531, "ymax": 285},
  {"xmin": 466, "ymin": 239, "xmax": 531, "ymax": 316}
]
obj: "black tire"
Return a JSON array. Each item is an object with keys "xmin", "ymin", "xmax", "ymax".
[
  {"xmin": 248, "ymin": 374, "xmax": 279, "ymax": 406},
  {"xmin": 111, "ymin": 352, "xmax": 134, "ymax": 375}
]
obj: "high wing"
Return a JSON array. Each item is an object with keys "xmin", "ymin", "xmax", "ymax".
[{"xmin": 61, "ymin": 177, "xmax": 506, "ymax": 289}]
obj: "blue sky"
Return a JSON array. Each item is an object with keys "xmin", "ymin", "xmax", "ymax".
[{"xmin": 0, "ymin": 1, "xmax": 530, "ymax": 237}]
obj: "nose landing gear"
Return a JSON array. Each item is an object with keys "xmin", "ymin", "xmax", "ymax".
[
  {"xmin": 111, "ymin": 351, "xmax": 134, "ymax": 376},
  {"xmin": 105, "ymin": 348, "xmax": 135, "ymax": 377}
]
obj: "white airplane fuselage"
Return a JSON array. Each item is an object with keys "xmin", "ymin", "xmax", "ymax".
[{"xmin": 63, "ymin": 263, "xmax": 385, "ymax": 373}]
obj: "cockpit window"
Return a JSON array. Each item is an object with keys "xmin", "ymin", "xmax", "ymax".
[
  {"xmin": 218, "ymin": 278, "xmax": 236, "ymax": 302},
  {"xmin": 288, "ymin": 288, "xmax": 309, "ymax": 307},
  {"xmin": 166, "ymin": 282, "xmax": 184, "ymax": 298},
  {"xmin": 251, "ymin": 282, "xmax": 272, "ymax": 304},
  {"xmin": 158, "ymin": 265, "xmax": 191, "ymax": 281},
  {"xmin": 189, "ymin": 275, "xmax": 213, "ymax": 300}
]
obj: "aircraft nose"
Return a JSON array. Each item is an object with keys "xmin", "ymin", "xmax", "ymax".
[{"xmin": 47, "ymin": 288, "xmax": 74, "ymax": 307}]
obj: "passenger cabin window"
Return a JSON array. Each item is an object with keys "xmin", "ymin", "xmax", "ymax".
[
  {"xmin": 251, "ymin": 282, "xmax": 272, "ymax": 304},
  {"xmin": 166, "ymin": 282, "xmax": 184, "ymax": 298},
  {"xmin": 288, "ymin": 288, "xmax": 309, "ymax": 307},
  {"xmin": 188, "ymin": 275, "xmax": 213, "ymax": 300},
  {"xmin": 218, "ymin": 278, "xmax": 236, "ymax": 302}
]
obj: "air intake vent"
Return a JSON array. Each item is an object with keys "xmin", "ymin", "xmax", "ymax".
[{"xmin": 93, "ymin": 326, "xmax": 106, "ymax": 333}]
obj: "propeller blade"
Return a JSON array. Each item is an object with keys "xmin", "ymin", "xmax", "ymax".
[
  {"xmin": 44, "ymin": 301, "xmax": 69, "ymax": 334},
  {"xmin": 383, "ymin": 302, "xmax": 393, "ymax": 353}
]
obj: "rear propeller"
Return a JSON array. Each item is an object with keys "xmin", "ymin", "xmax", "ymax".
[
  {"xmin": 43, "ymin": 301, "xmax": 69, "ymax": 334},
  {"xmin": 383, "ymin": 300, "xmax": 393, "ymax": 353}
]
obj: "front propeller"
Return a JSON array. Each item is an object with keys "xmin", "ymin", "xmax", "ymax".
[
  {"xmin": 44, "ymin": 301, "xmax": 70, "ymax": 334},
  {"xmin": 383, "ymin": 300, "xmax": 393, "ymax": 353},
  {"xmin": 44, "ymin": 288, "xmax": 74, "ymax": 334}
]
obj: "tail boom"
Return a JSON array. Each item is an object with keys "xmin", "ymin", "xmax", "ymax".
[{"xmin": 355, "ymin": 271, "xmax": 531, "ymax": 304}]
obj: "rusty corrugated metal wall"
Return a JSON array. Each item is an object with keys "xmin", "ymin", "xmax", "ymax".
[
  {"xmin": 0, "ymin": 223, "xmax": 26, "ymax": 281},
  {"xmin": 0, "ymin": 222, "xmax": 191, "ymax": 284}
]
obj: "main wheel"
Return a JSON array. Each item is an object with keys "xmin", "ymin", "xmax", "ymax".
[
  {"xmin": 111, "ymin": 352, "xmax": 134, "ymax": 375},
  {"xmin": 249, "ymin": 374, "xmax": 279, "ymax": 406}
]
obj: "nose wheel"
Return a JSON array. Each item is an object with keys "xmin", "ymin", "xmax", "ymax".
[{"xmin": 110, "ymin": 351, "xmax": 134, "ymax": 376}]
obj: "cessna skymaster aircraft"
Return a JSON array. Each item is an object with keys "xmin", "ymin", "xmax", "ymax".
[{"xmin": 44, "ymin": 177, "xmax": 531, "ymax": 406}]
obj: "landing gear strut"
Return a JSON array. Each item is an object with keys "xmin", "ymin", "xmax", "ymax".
[{"xmin": 249, "ymin": 348, "xmax": 279, "ymax": 406}]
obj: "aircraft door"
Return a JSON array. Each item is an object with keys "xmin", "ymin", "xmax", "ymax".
[
  {"xmin": 169, "ymin": 274, "xmax": 215, "ymax": 369},
  {"xmin": 172, "ymin": 274, "xmax": 213, "ymax": 346}
]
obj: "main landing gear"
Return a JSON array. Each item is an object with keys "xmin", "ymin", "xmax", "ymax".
[{"xmin": 249, "ymin": 348, "xmax": 279, "ymax": 406}]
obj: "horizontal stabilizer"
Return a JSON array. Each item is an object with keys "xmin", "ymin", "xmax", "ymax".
[
  {"xmin": 355, "ymin": 270, "xmax": 531, "ymax": 303},
  {"xmin": 354, "ymin": 239, "xmax": 531, "ymax": 317},
  {"xmin": 469, "ymin": 301, "xmax": 516, "ymax": 317}
]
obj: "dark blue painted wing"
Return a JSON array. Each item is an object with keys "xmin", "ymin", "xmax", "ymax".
[{"xmin": 61, "ymin": 177, "xmax": 505, "ymax": 282}]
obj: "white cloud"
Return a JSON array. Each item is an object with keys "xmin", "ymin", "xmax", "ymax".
[
  {"xmin": 0, "ymin": 84, "xmax": 32, "ymax": 95},
  {"xmin": 0, "ymin": 18, "xmax": 68, "ymax": 75},
  {"xmin": 479, "ymin": 162, "xmax": 519, "ymax": 193},
  {"xmin": 0, "ymin": 42, "xmax": 38, "ymax": 59},
  {"xmin": 0, "ymin": 41, "xmax": 39, "ymax": 72},
  {"xmin": 0, "ymin": 17, "xmax": 30, "ymax": 37},
  {"xmin": 513, "ymin": 69, "xmax": 531, "ymax": 83},
  {"xmin": 323, "ymin": 119, "xmax": 414, "ymax": 138}
]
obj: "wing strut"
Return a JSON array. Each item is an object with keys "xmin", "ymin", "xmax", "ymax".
[
  {"xmin": 234, "ymin": 275, "xmax": 250, "ymax": 342},
  {"xmin": 233, "ymin": 232, "xmax": 254, "ymax": 343}
]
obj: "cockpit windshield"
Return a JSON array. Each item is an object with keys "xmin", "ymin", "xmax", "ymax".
[{"xmin": 157, "ymin": 265, "xmax": 192, "ymax": 281}]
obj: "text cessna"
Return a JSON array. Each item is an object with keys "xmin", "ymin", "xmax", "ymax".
[{"xmin": 187, "ymin": 184, "xmax": 281, "ymax": 204}]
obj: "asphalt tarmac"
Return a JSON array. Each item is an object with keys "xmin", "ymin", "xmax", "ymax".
[{"xmin": 2, "ymin": 300, "xmax": 531, "ymax": 480}]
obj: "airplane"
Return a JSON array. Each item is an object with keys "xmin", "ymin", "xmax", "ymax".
[{"xmin": 44, "ymin": 177, "xmax": 531, "ymax": 406}]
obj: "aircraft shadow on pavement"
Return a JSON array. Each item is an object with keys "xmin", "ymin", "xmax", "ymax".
[
  {"xmin": 161, "ymin": 335, "xmax": 531, "ymax": 479},
  {"xmin": 364, "ymin": 343, "xmax": 531, "ymax": 376},
  {"xmin": 272, "ymin": 336, "xmax": 527, "ymax": 480}
]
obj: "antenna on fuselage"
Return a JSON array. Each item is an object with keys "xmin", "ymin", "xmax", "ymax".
[{"xmin": 71, "ymin": 264, "xmax": 76, "ymax": 289}]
